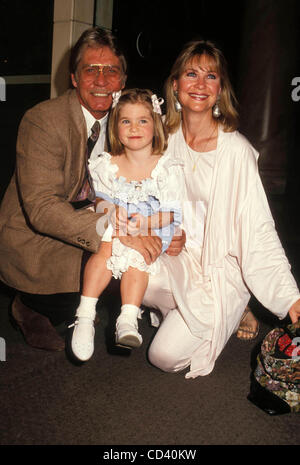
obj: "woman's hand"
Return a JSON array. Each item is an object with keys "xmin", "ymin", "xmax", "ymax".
[
  {"xmin": 288, "ymin": 298, "xmax": 300, "ymax": 323},
  {"xmin": 165, "ymin": 228, "xmax": 186, "ymax": 256}
]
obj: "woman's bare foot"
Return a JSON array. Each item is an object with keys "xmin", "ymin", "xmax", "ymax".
[{"xmin": 236, "ymin": 306, "xmax": 259, "ymax": 340}]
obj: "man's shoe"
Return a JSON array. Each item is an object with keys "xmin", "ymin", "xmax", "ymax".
[{"xmin": 11, "ymin": 295, "xmax": 65, "ymax": 351}]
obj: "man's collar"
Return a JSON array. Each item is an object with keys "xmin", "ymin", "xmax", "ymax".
[{"xmin": 81, "ymin": 106, "xmax": 108, "ymax": 133}]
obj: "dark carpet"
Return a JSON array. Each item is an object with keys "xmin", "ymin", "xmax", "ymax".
[
  {"xmin": 1, "ymin": 195, "xmax": 300, "ymax": 448},
  {"xmin": 0, "ymin": 288, "xmax": 299, "ymax": 447}
]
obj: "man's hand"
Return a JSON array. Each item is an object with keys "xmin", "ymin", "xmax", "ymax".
[
  {"xmin": 288, "ymin": 298, "xmax": 300, "ymax": 323},
  {"xmin": 118, "ymin": 234, "xmax": 162, "ymax": 265},
  {"xmin": 165, "ymin": 228, "xmax": 186, "ymax": 256}
]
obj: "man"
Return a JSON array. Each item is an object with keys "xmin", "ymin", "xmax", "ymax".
[{"xmin": 0, "ymin": 27, "xmax": 163, "ymax": 351}]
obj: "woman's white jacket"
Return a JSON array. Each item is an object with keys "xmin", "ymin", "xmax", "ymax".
[{"xmin": 166, "ymin": 126, "xmax": 300, "ymax": 376}]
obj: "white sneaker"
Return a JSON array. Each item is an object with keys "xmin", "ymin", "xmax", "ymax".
[
  {"xmin": 115, "ymin": 316, "xmax": 142, "ymax": 349},
  {"xmin": 70, "ymin": 317, "xmax": 95, "ymax": 361}
]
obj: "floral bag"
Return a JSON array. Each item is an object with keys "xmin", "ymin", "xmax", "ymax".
[{"xmin": 248, "ymin": 321, "xmax": 300, "ymax": 415}]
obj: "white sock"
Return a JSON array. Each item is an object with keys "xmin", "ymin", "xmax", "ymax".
[
  {"xmin": 121, "ymin": 304, "xmax": 140, "ymax": 318},
  {"xmin": 75, "ymin": 295, "xmax": 98, "ymax": 320},
  {"xmin": 120, "ymin": 304, "xmax": 140, "ymax": 320}
]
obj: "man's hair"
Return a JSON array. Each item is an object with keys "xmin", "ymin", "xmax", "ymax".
[{"xmin": 70, "ymin": 27, "xmax": 127, "ymax": 79}]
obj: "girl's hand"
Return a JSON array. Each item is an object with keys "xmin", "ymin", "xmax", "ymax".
[
  {"xmin": 109, "ymin": 205, "xmax": 129, "ymax": 236},
  {"xmin": 127, "ymin": 211, "xmax": 175, "ymax": 236},
  {"xmin": 127, "ymin": 213, "xmax": 149, "ymax": 236}
]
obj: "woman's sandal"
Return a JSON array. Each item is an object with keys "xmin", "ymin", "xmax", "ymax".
[{"xmin": 236, "ymin": 306, "xmax": 259, "ymax": 341}]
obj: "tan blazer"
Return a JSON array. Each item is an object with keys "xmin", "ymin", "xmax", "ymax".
[{"xmin": 0, "ymin": 89, "xmax": 106, "ymax": 294}]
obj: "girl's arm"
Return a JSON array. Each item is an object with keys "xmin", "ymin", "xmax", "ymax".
[{"xmin": 128, "ymin": 211, "xmax": 174, "ymax": 235}]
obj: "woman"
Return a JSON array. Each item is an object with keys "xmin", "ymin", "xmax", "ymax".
[{"xmin": 142, "ymin": 39, "xmax": 300, "ymax": 379}]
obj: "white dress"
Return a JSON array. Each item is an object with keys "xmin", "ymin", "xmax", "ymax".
[
  {"xmin": 143, "ymin": 125, "xmax": 300, "ymax": 378},
  {"xmin": 89, "ymin": 151, "xmax": 184, "ymax": 279}
]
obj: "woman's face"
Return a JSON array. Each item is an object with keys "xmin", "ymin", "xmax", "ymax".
[{"xmin": 173, "ymin": 54, "xmax": 221, "ymax": 115}]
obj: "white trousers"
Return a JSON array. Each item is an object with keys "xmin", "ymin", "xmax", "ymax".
[{"xmin": 143, "ymin": 263, "xmax": 210, "ymax": 377}]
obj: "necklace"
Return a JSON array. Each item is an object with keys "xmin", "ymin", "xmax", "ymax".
[{"xmin": 183, "ymin": 124, "xmax": 217, "ymax": 171}]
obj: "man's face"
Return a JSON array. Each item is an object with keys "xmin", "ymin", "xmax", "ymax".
[{"xmin": 71, "ymin": 45, "xmax": 125, "ymax": 119}]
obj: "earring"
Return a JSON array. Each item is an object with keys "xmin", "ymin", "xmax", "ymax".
[
  {"xmin": 174, "ymin": 91, "xmax": 182, "ymax": 112},
  {"xmin": 212, "ymin": 96, "xmax": 221, "ymax": 118}
]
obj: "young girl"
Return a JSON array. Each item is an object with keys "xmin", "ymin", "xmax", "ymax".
[{"xmin": 69, "ymin": 88, "xmax": 184, "ymax": 362}]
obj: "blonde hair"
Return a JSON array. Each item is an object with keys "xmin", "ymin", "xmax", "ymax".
[
  {"xmin": 108, "ymin": 88, "xmax": 168, "ymax": 155},
  {"xmin": 70, "ymin": 27, "xmax": 127, "ymax": 82},
  {"xmin": 164, "ymin": 39, "xmax": 239, "ymax": 134}
]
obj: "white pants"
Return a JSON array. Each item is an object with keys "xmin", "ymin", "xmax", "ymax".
[{"xmin": 143, "ymin": 264, "xmax": 210, "ymax": 376}]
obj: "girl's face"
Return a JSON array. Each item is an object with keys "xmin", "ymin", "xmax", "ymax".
[
  {"xmin": 118, "ymin": 102, "xmax": 154, "ymax": 153},
  {"xmin": 173, "ymin": 54, "xmax": 221, "ymax": 115}
]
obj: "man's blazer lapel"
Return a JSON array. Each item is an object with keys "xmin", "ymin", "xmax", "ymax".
[{"xmin": 68, "ymin": 91, "xmax": 88, "ymax": 201}]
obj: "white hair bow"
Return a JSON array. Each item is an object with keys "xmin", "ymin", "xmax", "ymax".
[{"xmin": 112, "ymin": 90, "xmax": 122, "ymax": 108}]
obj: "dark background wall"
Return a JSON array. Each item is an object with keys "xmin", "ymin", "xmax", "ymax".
[
  {"xmin": 112, "ymin": 0, "xmax": 245, "ymax": 96},
  {"xmin": 0, "ymin": 0, "xmax": 54, "ymax": 199}
]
